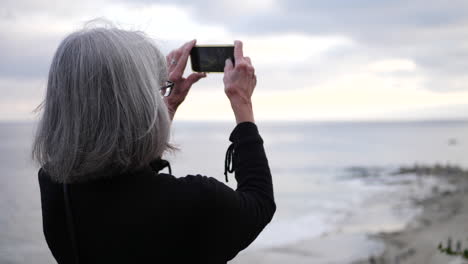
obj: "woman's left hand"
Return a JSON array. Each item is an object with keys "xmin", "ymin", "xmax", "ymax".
[{"xmin": 165, "ymin": 40, "xmax": 206, "ymax": 120}]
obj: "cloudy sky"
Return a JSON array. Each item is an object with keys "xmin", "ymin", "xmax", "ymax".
[{"xmin": 1, "ymin": 0, "xmax": 468, "ymax": 121}]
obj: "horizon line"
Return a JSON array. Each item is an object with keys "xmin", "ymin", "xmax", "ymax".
[{"xmin": 2, "ymin": 117, "xmax": 468, "ymax": 124}]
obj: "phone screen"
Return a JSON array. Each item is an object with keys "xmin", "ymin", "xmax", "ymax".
[{"xmin": 190, "ymin": 46, "xmax": 235, "ymax": 73}]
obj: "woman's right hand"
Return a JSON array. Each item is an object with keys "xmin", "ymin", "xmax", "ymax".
[{"xmin": 224, "ymin": 40, "xmax": 257, "ymax": 124}]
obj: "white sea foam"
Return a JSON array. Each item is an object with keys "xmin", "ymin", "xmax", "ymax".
[{"xmin": 243, "ymin": 170, "xmax": 457, "ymax": 263}]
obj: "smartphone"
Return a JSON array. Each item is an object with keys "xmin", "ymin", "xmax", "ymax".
[{"xmin": 190, "ymin": 45, "xmax": 235, "ymax": 73}]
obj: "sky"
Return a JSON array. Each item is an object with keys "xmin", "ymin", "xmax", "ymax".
[{"xmin": 1, "ymin": 0, "xmax": 468, "ymax": 121}]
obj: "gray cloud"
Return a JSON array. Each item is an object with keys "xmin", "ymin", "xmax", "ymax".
[
  {"xmin": 1, "ymin": 0, "xmax": 108, "ymax": 18},
  {"xmin": 123, "ymin": 0, "xmax": 468, "ymax": 92},
  {"xmin": 0, "ymin": 30, "xmax": 61, "ymax": 80},
  {"xmin": 0, "ymin": 0, "xmax": 467, "ymax": 121},
  {"xmin": 1, "ymin": 0, "xmax": 468, "ymax": 92},
  {"xmin": 247, "ymin": 1, "xmax": 468, "ymax": 92},
  {"xmin": 0, "ymin": 0, "xmax": 111, "ymax": 80}
]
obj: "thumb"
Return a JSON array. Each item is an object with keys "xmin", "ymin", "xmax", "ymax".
[{"xmin": 224, "ymin": 58, "xmax": 234, "ymax": 72}]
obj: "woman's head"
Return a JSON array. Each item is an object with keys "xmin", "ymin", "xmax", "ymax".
[{"xmin": 32, "ymin": 22, "xmax": 172, "ymax": 183}]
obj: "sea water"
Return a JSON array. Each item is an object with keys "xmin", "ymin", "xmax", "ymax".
[{"xmin": 1, "ymin": 120, "xmax": 467, "ymax": 263}]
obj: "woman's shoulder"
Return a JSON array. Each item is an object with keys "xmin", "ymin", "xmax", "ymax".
[
  {"xmin": 37, "ymin": 165, "xmax": 232, "ymax": 203},
  {"xmin": 174, "ymin": 174, "xmax": 235, "ymax": 203},
  {"xmin": 175, "ymin": 173, "xmax": 227, "ymax": 189}
]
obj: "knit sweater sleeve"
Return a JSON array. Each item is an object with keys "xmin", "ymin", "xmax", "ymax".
[{"xmin": 182, "ymin": 122, "xmax": 276, "ymax": 261}]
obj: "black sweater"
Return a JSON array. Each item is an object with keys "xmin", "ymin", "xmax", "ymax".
[{"xmin": 38, "ymin": 122, "xmax": 276, "ymax": 264}]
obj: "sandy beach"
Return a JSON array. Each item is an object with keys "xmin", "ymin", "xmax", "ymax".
[
  {"xmin": 353, "ymin": 171, "xmax": 468, "ymax": 264},
  {"xmin": 230, "ymin": 167, "xmax": 468, "ymax": 264}
]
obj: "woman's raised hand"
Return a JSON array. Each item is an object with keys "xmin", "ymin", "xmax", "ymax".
[
  {"xmin": 165, "ymin": 40, "xmax": 206, "ymax": 120},
  {"xmin": 224, "ymin": 40, "xmax": 257, "ymax": 124}
]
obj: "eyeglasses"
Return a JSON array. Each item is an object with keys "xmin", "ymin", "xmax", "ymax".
[{"xmin": 159, "ymin": 81, "xmax": 174, "ymax": 97}]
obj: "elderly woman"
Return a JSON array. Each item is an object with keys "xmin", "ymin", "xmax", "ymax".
[{"xmin": 32, "ymin": 25, "xmax": 275, "ymax": 264}]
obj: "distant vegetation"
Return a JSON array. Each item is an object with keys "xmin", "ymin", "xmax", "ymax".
[
  {"xmin": 438, "ymin": 237, "xmax": 468, "ymax": 260},
  {"xmin": 346, "ymin": 164, "xmax": 468, "ymax": 179},
  {"xmin": 396, "ymin": 164, "xmax": 468, "ymax": 177}
]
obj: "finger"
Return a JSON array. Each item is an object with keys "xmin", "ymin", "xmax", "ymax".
[
  {"xmin": 169, "ymin": 46, "xmax": 184, "ymax": 67},
  {"xmin": 167, "ymin": 49, "xmax": 182, "ymax": 72},
  {"xmin": 250, "ymin": 75, "xmax": 257, "ymax": 94},
  {"xmin": 224, "ymin": 58, "xmax": 234, "ymax": 72},
  {"xmin": 172, "ymin": 49, "xmax": 183, "ymax": 63},
  {"xmin": 186, "ymin": 72, "xmax": 207, "ymax": 85},
  {"xmin": 172, "ymin": 40, "xmax": 190, "ymax": 58},
  {"xmin": 173, "ymin": 39, "xmax": 196, "ymax": 76},
  {"xmin": 244, "ymin": 56, "xmax": 252, "ymax": 65},
  {"xmin": 234, "ymin": 40, "xmax": 243, "ymax": 63},
  {"xmin": 166, "ymin": 51, "xmax": 174, "ymax": 65}
]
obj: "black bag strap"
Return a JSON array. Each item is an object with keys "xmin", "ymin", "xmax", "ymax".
[{"xmin": 63, "ymin": 183, "xmax": 80, "ymax": 264}]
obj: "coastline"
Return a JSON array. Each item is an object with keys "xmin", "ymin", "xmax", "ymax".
[
  {"xmin": 230, "ymin": 167, "xmax": 468, "ymax": 264},
  {"xmin": 353, "ymin": 171, "xmax": 468, "ymax": 264}
]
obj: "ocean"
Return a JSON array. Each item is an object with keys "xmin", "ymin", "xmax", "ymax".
[{"xmin": 1, "ymin": 120, "xmax": 467, "ymax": 263}]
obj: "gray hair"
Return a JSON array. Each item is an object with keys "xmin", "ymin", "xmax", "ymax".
[{"xmin": 32, "ymin": 22, "xmax": 173, "ymax": 183}]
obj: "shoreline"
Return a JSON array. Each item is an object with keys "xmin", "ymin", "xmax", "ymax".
[
  {"xmin": 353, "ymin": 172, "xmax": 468, "ymax": 264},
  {"xmin": 230, "ymin": 167, "xmax": 468, "ymax": 264}
]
